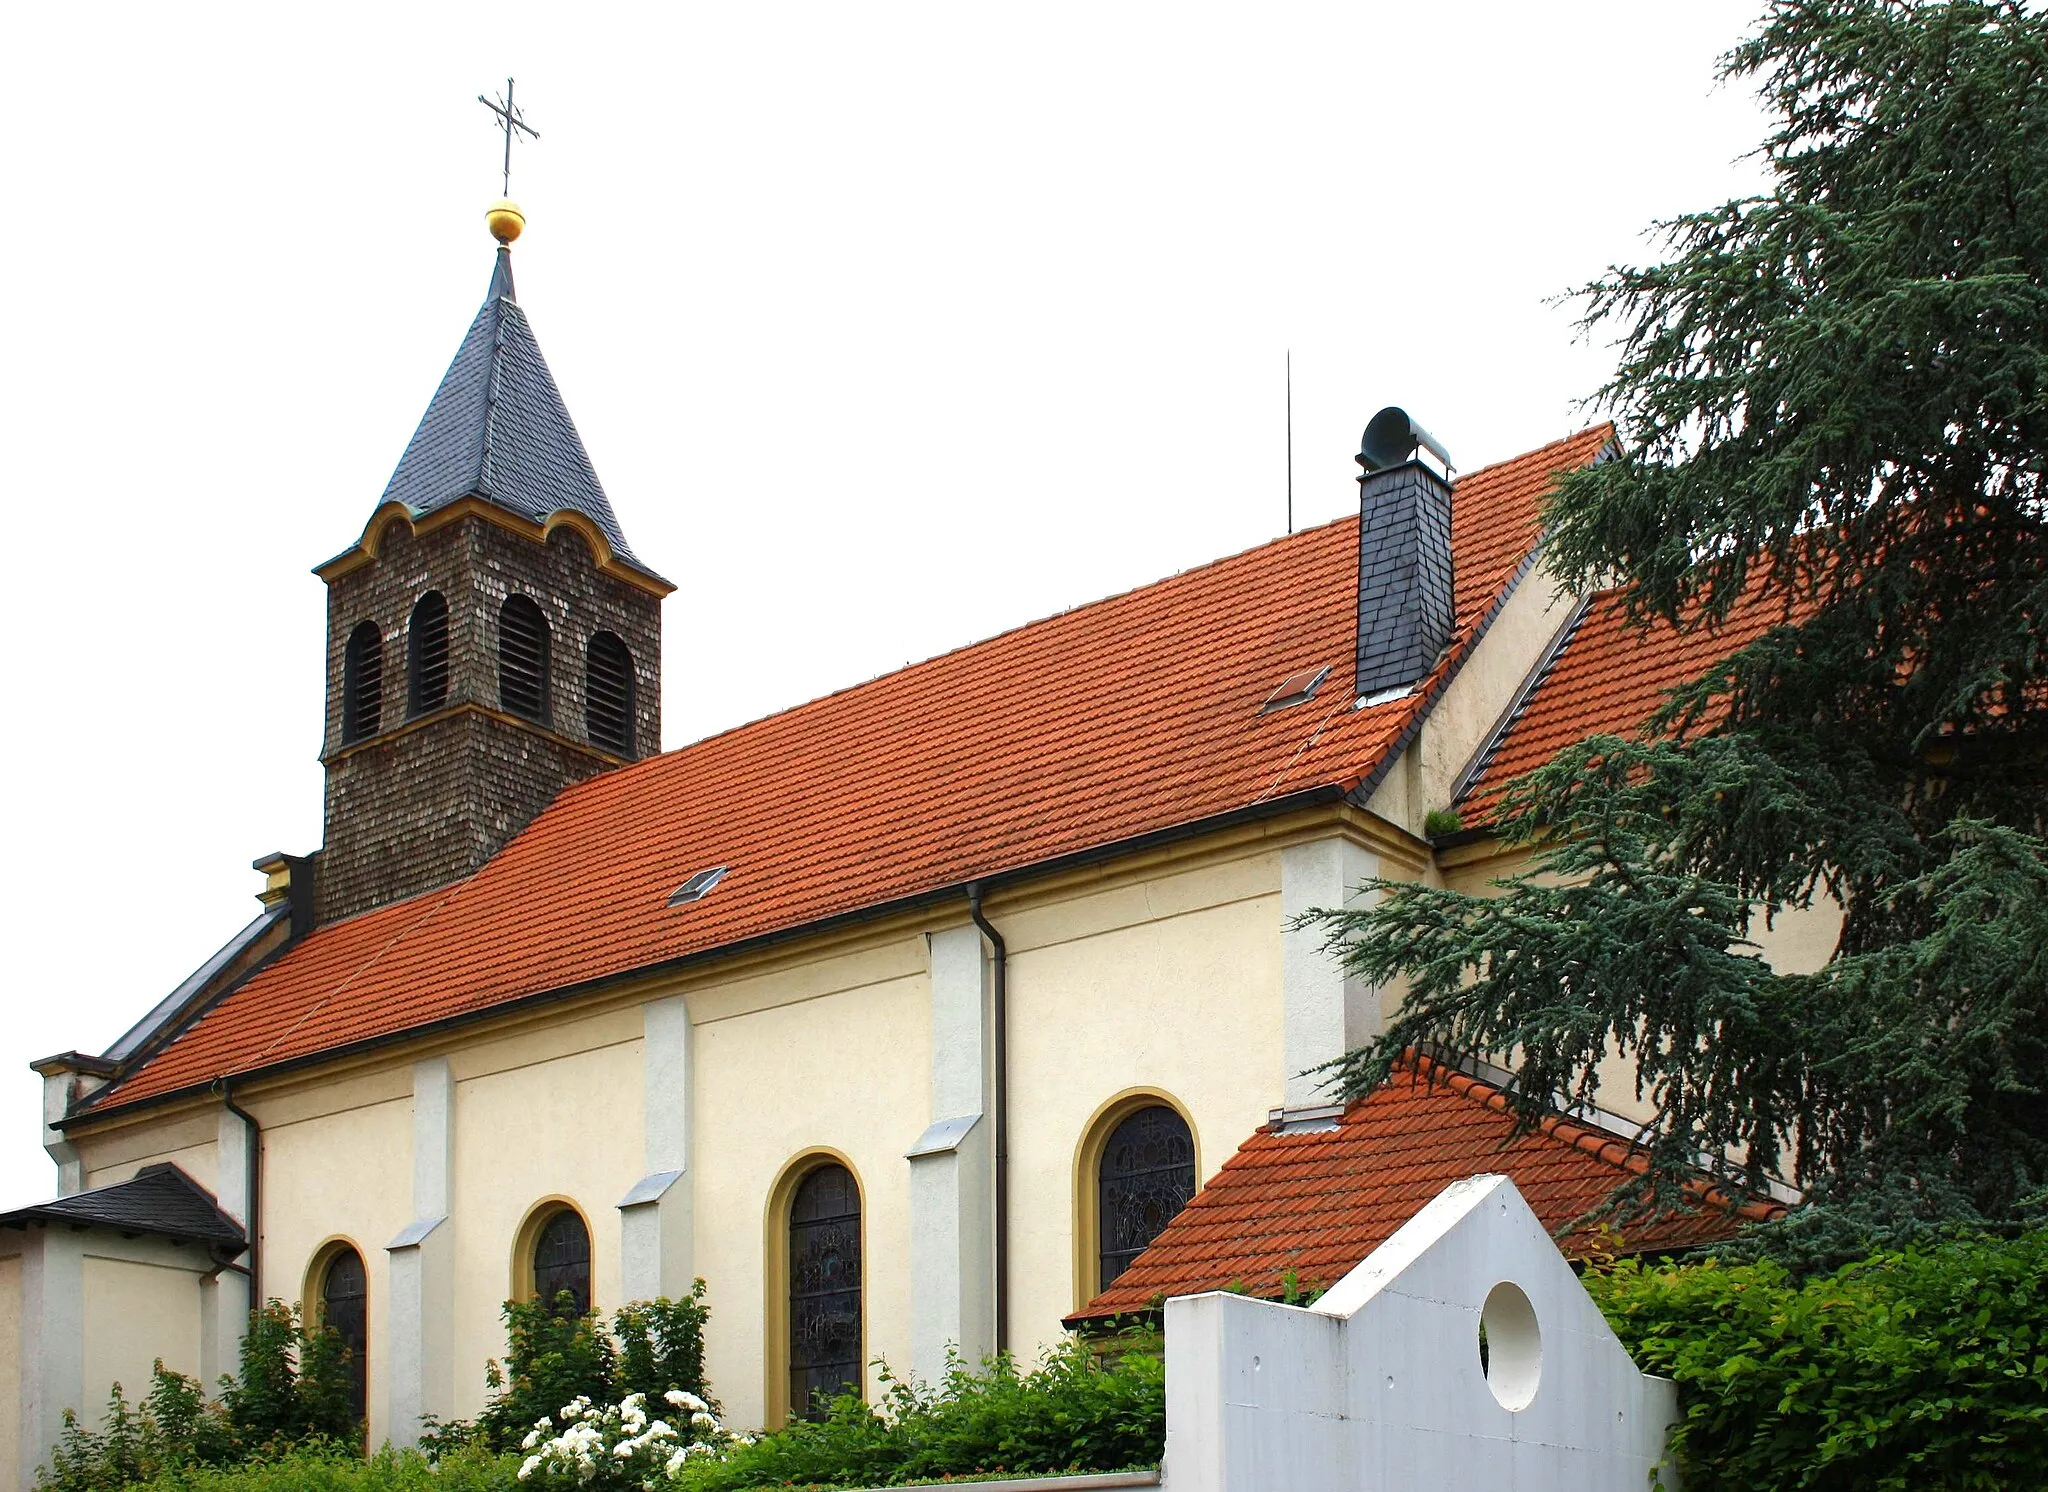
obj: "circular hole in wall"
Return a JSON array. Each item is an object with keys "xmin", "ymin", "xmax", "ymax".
[{"xmin": 1478, "ymin": 1281, "xmax": 1541, "ymax": 1411}]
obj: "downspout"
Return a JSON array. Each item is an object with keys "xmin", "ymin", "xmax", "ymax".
[
  {"xmin": 966, "ymin": 883, "xmax": 1009, "ymax": 1355},
  {"xmin": 217, "ymin": 1081, "xmax": 262, "ymax": 1305}
]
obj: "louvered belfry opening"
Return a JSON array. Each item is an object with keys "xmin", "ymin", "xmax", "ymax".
[
  {"xmin": 585, "ymin": 630, "xmax": 636, "ymax": 756},
  {"xmin": 498, "ymin": 594, "xmax": 551, "ymax": 724},
  {"xmin": 407, "ymin": 590, "xmax": 451, "ymax": 717},
  {"xmin": 342, "ymin": 621, "xmax": 384, "ymax": 744}
]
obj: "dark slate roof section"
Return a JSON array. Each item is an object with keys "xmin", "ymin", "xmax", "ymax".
[
  {"xmin": 377, "ymin": 247, "xmax": 664, "ymax": 582},
  {"xmin": 1354, "ymin": 462, "xmax": 1456, "ymax": 697},
  {"xmin": 0, "ymin": 1164, "xmax": 246, "ymax": 1250},
  {"xmin": 102, "ymin": 904, "xmax": 286, "ymax": 1062},
  {"xmin": 1451, "ymin": 595, "xmax": 1593, "ymax": 811}
]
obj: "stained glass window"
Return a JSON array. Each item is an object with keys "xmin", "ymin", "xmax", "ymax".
[
  {"xmin": 533, "ymin": 1209, "xmax": 592, "ymax": 1317},
  {"xmin": 320, "ymin": 1246, "xmax": 369, "ymax": 1424},
  {"xmin": 788, "ymin": 1163, "xmax": 861, "ymax": 1419},
  {"xmin": 1097, "ymin": 1105, "xmax": 1196, "ymax": 1289}
]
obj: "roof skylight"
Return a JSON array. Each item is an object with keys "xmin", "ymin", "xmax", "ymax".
[
  {"xmin": 1260, "ymin": 665, "xmax": 1331, "ymax": 714},
  {"xmin": 666, "ymin": 866, "xmax": 729, "ymax": 907}
]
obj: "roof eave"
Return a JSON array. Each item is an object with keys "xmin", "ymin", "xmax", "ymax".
[{"xmin": 70, "ymin": 782, "xmax": 1353, "ymax": 1128}]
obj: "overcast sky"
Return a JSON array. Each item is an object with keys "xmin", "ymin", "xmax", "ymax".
[{"xmin": 0, "ymin": 2, "xmax": 1772, "ymax": 1204}]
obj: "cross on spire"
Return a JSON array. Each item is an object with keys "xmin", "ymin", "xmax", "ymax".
[{"xmin": 478, "ymin": 77, "xmax": 539, "ymax": 197}]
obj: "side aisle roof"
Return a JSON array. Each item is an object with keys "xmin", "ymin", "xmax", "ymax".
[
  {"xmin": 1069, "ymin": 1054, "xmax": 1779, "ymax": 1323},
  {"xmin": 1454, "ymin": 570, "xmax": 1799, "ymax": 826},
  {"xmin": 88, "ymin": 427, "xmax": 1612, "ymax": 1117}
]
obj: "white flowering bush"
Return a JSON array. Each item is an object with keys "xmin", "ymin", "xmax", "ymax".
[{"xmin": 517, "ymin": 1389, "xmax": 753, "ymax": 1489}]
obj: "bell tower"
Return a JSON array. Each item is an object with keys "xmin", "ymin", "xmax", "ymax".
[{"xmin": 311, "ymin": 204, "xmax": 671, "ymax": 924}]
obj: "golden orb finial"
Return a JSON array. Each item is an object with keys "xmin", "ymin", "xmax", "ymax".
[{"xmin": 486, "ymin": 198, "xmax": 525, "ymax": 245}]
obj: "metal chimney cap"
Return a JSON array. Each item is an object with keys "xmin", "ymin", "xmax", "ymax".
[{"xmin": 1358, "ymin": 406, "xmax": 1453, "ymax": 475}]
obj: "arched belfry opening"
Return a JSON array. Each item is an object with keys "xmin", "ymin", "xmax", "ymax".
[
  {"xmin": 585, "ymin": 630, "xmax": 635, "ymax": 757},
  {"xmin": 310, "ymin": 224, "xmax": 670, "ymax": 924},
  {"xmin": 341, "ymin": 622, "xmax": 384, "ymax": 744},
  {"xmin": 408, "ymin": 590, "xmax": 450, "ymax": 717}
]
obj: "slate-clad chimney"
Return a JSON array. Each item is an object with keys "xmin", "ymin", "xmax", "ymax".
[{"xmin": 1353, "ymin": 406, "xmax": 1455, "ymax": 698}]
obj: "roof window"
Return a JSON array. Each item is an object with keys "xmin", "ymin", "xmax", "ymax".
[
  {"xmin": 667, "ymin": 866, "xmax": 729, "ymax": 907},
  {"xmin": 1260, "ymin": 665, "xmax": 1330, "ymax": 714}
]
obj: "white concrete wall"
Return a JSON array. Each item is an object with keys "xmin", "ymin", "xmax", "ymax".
[{"xmin": 1162, "ymin": 1175, "xmax": 1678, "ymax": 1492}]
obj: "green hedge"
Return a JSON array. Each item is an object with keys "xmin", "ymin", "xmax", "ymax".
[
  {"xmin": 672, "ymin": 1340, "xmax": 1164, "ymax": 1492},
  {"xmin": 62, "ymin": 1445, "xmax": 516, "ymax": 1492},
  {"xmin": 1588, "ymin": 1231, "xmax": 2048, "ymax": 1490}
]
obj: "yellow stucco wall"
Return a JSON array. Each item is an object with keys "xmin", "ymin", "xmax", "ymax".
[
  {"xmin": 53, "ymin": 816, "xmax": 1324, "ymax": 1435},
  {"xmin": 1441, "ymin": 840, "xmax": 1847, "ymax": 1126},
  {"xmin": 0, "ymin": 1250, "xmax": 20, "ymax": 1487},
  {"xmin": 450, "ymin": 1013, "xmax": 646, "ymax": 1418},
  {"xmin": 261, "ymin": 1086, "xmax": 414, "ymax": 1430},
  {"xmin": 81, "ymin": 1255, "xmax": 204, "ymax": 1404},
  {"xmin": 78, "ymin": 1107, "xmax": 219, "ymax": 1193},
  {"xmin": 1002, "ymin": 851, "xmax": 1285, "ymax": 1340},
  {"xmin": 692, "ymin": 946, "xmax": 929, "ymax": 1427}
]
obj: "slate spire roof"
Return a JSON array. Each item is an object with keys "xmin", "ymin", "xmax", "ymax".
[{"xmin": 376, "ymin": 245, "xmax": 662, "ymax": 582}]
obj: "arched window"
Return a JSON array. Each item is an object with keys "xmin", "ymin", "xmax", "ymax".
[
  {"xmin": 318, "ymin": 1246, "xmax": 369, "ymax": 1424},
  {"xmin": 342, "ymin": 621, "xmax": 383, "ymax": 743},
  {"xmin": 499, "ymin": 595, "xmax": 551, "ymax": 724},
  {"xmin": 788, "ymin": 1163, "xmax": 862, "ymax": 1419},
  {"xmin": 585, "ymin": 631, "xmax": 636, "ymax": 757},
  {"xmin": 532, "ymin": 1207, "xmax": 591, "ymax": 1317},
  {"xmin": 1096, "ymin": 1103, "xmax": 1197, "ymax": 1291},
  {"xmin": 408, "ymin": 591, "xmax": 450, "ymax": 717}
]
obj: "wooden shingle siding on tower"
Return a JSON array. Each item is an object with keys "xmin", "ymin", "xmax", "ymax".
[
  {"xmin": 317, "ymin": 511, "xmax": 660, "ymax": 923},
  {"xmin": 307, "ymin": 251, "xmax": 666, "ymax": 924}
]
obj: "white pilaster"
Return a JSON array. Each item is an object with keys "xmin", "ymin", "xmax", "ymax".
[
  {"xmin": 214, "ymin": 1108, "xmax": 252, "ymax": 1228},
  {"xmin": 38, "ymin": 1069, "xmax": 99, "ymax": 1197},
  {"xmin": 619, "ymin": 995, "xmax": 695, "ymax": 1303},
  {"xmin": 906, "ymin": 924, "xmax": 995, "ymax": 1382},
  {"xmin": 385, "ymin": 1059, "xmax": 454, "ymax": 1446},
  {"xmin": 1279, "ymin": 836, "xmax": 1381, "ymax": 1114},
  {"xmin": 17, "ymin": 1229, "xmax": 83, "ymax": 1492},
  {"xmin": 199, "ymin": 1265, "xmax": 251, "ymax": 1391}
]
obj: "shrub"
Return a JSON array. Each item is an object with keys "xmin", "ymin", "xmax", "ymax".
[
  {"xmin": 475, "ymin": 1284, "xmax": 714, "ymax": 1453},
  {"xmin": 516, "ymin": 1389, "xmax": 750, "ymax": 1488},
  {"xmin": 674, "ymin": 1338, "xmax": 1164, "ymax": 1492},
  {"xmin": 40, "ymin": 1301, "xmax": 360, "ymax": 1489},
  {"xmin": 1587, "ymin": 1231, "xmax": 2048, "ymax": 1490}
]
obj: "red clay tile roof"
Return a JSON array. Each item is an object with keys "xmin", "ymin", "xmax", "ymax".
[
  {"xmin": 1455, "ymin": 575, "xmax": 1799, "ymax": 824},
  {"xmin": 1070, "ymin": 1055, "xmax": 1779, "ymax": 1321},
  {"xmin": 92, "ymin": 428, "xmax": 1612, "ymax": 1115}
]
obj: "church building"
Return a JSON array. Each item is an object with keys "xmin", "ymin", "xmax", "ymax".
[{"xmin": 0, "ymin": 205, "xmax": 1827, "ymax": 1487}]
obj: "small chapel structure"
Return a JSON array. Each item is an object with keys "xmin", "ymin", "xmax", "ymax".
[{"xmin": 0, "ymin": 199, "xmax": 1826, "ymax": 1487}]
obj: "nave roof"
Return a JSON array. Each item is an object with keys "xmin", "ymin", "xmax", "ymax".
[{"xmin": 88, "ymin": 427, "xmax": 1614, "ymax": 1116}]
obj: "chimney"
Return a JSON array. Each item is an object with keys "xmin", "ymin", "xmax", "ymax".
[
  {"xmin": 1353, "ymin": 406, "xmax": 1455, "ymax": 700},
  {"xmin": 253, "ymin": 850, "xmax": 320, "ymax": 939}
]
